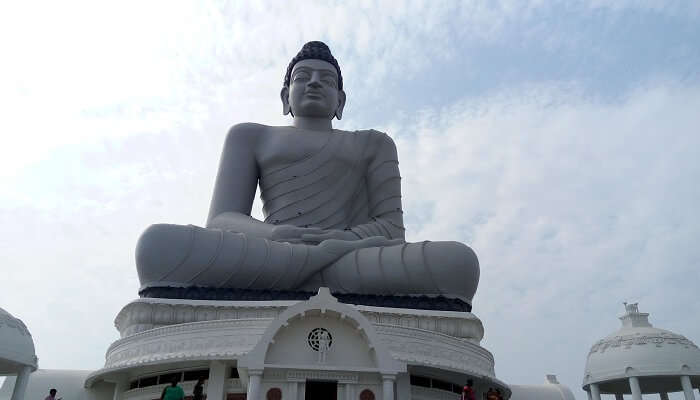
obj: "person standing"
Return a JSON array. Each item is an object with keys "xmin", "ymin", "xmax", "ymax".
[
  {"xmin": 160, "ymin": 377, "xmax": 185, "ymax": 400},
  {"xmin": 486, "ymin": 387, "xmax": 500, "ymax": 400},
  {"xmin": 193, "ymin": 377, "xmax": 206, "ymax": 400},
  {"xmin": 461, "ymin": 379, "xmax": 476, "ymax": 400},
  {"xmin": 45, "ymin": 388, "xmax": 62, "ymax": 400}
]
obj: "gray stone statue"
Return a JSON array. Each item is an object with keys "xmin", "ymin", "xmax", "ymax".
[{"xmin": 136, "ymin": 41, "xmax": 479, "ymax": 303}]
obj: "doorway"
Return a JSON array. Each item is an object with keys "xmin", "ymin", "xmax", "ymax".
[{"xmin": 304, "ymin": 380, "xmax": 337, "ymax": 400}]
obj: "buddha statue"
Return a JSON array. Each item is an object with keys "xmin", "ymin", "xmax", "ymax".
[{"xmin": 136, "ymin": 41, "xmax": 480, "ymax": 305}]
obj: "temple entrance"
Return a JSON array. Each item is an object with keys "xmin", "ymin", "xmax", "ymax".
[{"xmin": 304, "ymin": 380, "xmax": 337, "ymax": 400}]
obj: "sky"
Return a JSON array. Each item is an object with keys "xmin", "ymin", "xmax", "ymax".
[{"xmin": 1, "ymin": 1, "xmax": 699, "ymax": 399}]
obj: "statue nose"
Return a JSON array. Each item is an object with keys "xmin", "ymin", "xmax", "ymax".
[{"xmin": 307, "ymin": 71, "xmax": 324, "ymax": 88}]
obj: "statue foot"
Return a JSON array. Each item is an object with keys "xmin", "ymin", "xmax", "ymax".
[
  {"xmin": 135, "ymin": 223, "xmax": 308, "ymax": 290},
  {"xmin": 135, "ymin": 224, "xmax": 379, "ymax": 291},
  {"xmin": 299, "ymin": 240, "xmax": 480, "ymax": 302}
]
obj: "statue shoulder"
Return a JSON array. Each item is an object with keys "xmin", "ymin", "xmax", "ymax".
[
  {"xmin": 227, "ymin": 122, "xmax": 269, "ymax": 136},
  {"xmin": 358, "ymin": 129, "xmax": 398, "ymax": 158},
  {"xmin": 358, "ymin": 129, "xmax": 396, "ymax": 147},
  {"xmin": 224, "ymin": 122, "xmax": 269, "ymax": 148}
]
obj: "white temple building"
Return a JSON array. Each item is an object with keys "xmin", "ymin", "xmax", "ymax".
[
  {"xmin": 3, "ymin": 297, "xmax": 699, "ymax": 400},
  {"xmin": 0, "ymin": 288, "xmax": 577, "ymax": 400},
  {"xmin": 583, "ymin": 303, "xmax": 700, "ymax": 400},
  {"xmin": 0, "ymin": 308, "xmax": 38, "ymax": 400}
]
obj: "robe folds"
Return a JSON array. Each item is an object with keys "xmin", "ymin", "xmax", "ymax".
[{"xmin": 259, "ymin": 129, "xmax": 405, "ymax": 240}]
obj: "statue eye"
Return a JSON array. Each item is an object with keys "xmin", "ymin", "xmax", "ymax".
[{"xmin": 293, "ymin": 72, "xmax": 310, "ymax": 82}]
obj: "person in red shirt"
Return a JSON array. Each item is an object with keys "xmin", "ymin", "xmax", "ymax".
[{"xmin": 462, "ymin": 379, "xmax": 476, "ymax": 400}]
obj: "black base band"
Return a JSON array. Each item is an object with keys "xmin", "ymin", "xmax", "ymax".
[{"xmin": 139, "ymin": 286, "xmax": 472, "ymax": 312}]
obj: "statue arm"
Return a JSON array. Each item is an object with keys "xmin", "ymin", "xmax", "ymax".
[
  {"xmin": 348, "ymin": 131, "xmax": 405, "ymax": 240},
  {"xmin": 205, "ymin": 123, "xmax": 275, "ymax": 238}
]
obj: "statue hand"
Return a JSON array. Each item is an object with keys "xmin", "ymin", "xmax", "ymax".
[
  {"xmin": 317, "ymin": 236, "xmax": 404, "ymax": 258},
  {"xmin": 270, "ymin": 225, "xmax": 325, "ymax": 243},
  {"xmin": 301, "ymin": 229, "xmax": 357, "ymax": 244}
]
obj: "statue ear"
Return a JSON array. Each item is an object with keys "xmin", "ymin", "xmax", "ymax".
[
  {"xmin": 280, "ymin": 86, "xmax": 292, "ymax": 116},
  {"xmin": 335, "ymin": 90, "xmax": 346, "ymax": 120}
]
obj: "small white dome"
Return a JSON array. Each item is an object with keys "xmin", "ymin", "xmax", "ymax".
[
  {"xmin": 510, "ymin": 375, "xmax": 576, "ymax": 400},
  {"xmin": 583, "ymin": 303, "xmax": 700, "ymax": 392},
  {"xmin": 0, "ymin": 307, "xmax": 37, "ymax": 374}
]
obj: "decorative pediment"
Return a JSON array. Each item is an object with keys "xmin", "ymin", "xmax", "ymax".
[{"xmin": 239, "ymin": 288, "xmax": 405, "ymax": 375}]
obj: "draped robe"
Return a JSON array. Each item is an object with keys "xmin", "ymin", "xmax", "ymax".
[
  {"xmin": 136, "ymin": 129, "xmax": 478, "ymax": 302},
  {"xmin": 259, "ymin": 129, "xmax": 405, "ymax": 241}
]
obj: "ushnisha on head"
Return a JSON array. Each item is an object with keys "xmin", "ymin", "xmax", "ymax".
[{"xmin": 281, "ymin": 41, "xmax": 346, "ymax": 120}]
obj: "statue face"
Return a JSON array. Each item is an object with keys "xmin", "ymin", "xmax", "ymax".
[{"xmin": 284, "ymin": 59, "xmax": 345, "ymax": 119}]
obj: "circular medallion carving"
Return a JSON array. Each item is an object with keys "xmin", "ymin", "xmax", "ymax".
[
  {"xmin": 307, "ymin": 327, "xmax": 333, "ymax": 351},
  {"xmin": 359, "ymin": 389, "xmax": 375, "ymax": 400}
]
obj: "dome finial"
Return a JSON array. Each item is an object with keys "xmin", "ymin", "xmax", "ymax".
[
  {"xmin": 623, "ymin": 302, "xmax": 639, "ymax": 315},
  {"xmin": 620, "ymin": 302, "xmax": 651, "ymax": 328}
]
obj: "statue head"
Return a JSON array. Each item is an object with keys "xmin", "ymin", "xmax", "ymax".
[{"xmin": 281, "ymin": 41, "xmax": 346, "ymax": 120}]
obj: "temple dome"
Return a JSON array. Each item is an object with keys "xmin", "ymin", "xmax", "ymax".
[
  {"xmin": 583, "ymin": 303, "xmax": 700, "ymax": 392},
  {"xmin": 0, "ymin": 307, "xmax": 37, "ymax": 374}
]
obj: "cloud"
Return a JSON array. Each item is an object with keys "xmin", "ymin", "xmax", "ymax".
[{"xmin": 391, "ymin": 81, "xmax": 700, "ymax": 397}]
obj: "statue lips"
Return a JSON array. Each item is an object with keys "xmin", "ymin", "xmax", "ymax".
[{"xmin": 304, "ymin": 91, "xmax": 324, "ymax": 99}]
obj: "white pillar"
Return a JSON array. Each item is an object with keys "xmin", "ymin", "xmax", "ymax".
[
  {"xmin": 382, "ymin": 375, "xmax": 396, "ymax": 400},
  {"xmin": 10, "ymin": 365, "xmax": 32, "ymax": 400},
  {"xmin": 247, "ymin": 370, "xmax": 263, "ymax": 400},
  {"xmin": 629, "ymin": 376, "xmax": 642, "ymax": 400},
  {"xmin": 208, "ymin": 361, "xmax": 227, "ymax": 400},
  {"xmin": 681, "ymin": 375, "xmax": 696, "ymax": 400},
  {"xmin": 112, "ymin": 379, "xmax": 128, "ymax": 400},
  {"xmin": 344, "ymin": 383, "xmax": 354, "ymax": 400},
  {"xmin": 587, "ymin": 389, "xmax": 593, "ymax": 400},
  {"xmin": 287, "ymin": 381, "xmax": 299, "ymax": 400},
  {"xmin": 660, "ymin": 392, "xmax": 669, "ymax": 400},
  {"xmin": 590, "ymin": 383, "xmax": 602, "ymax": 400},
  {"xmin": 615, "ymin": 394, "xmax": 624, "ymax": 400},
  {"xmin": 395, "ymin": 373, "xmax": 411, "ymax": 400}
]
